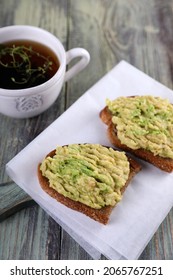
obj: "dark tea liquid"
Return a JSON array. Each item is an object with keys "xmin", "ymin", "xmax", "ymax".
[{"xmin": 0, "ymin": 40, "xmax": 60, "ymax": 89}]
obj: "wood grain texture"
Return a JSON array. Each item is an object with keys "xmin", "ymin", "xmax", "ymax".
[
  {"xmin": 0, "ymin": 0, "xmax": 173, "ymax": 260},
  {"xmin": 0, "ymin": 182, "xmax": 35, "ymax": 222}
]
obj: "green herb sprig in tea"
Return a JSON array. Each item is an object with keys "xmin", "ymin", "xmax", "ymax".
[{"xmin": 0, "ymin": 40, "xmax": 59, "ymax": 89}]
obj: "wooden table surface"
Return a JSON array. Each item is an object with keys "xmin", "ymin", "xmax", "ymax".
[{"xmin": 0, "ymin": 0, "xmax": 173, "ymax": 260}]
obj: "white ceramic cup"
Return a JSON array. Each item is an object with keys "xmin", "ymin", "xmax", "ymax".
[{"xmin": 0, "ymin": 25, "xmax": 90, "ymax": 118}]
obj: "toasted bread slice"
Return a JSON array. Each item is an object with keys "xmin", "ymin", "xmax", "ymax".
[
  {"xmin": 38, "ymin": 146, "xmax": 141, "ymax": 224},
  {"xmin": 100, "ymin": 106, "xmax": 173, "ymax": 172}
]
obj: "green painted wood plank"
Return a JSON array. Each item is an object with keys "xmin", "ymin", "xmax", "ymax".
[
  {"xmin": 0, "ymin": 183, "xmax": 34, "ymax": 222},
  {"xmin": 0, "ymin": 206, "xmax": 51, "ymax": 259}
]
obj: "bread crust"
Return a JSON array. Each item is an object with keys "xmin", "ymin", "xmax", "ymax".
[
  {"xmin": 99, "ymin": 106, "xmax": 112, "ymax": 125},
  {"xmin": 100, "ymin": 106, "xmax": 173, "ymax": 172},
  {"xmin": 38, "ymin": 147, "xmax": 141, "ymax": 224}
]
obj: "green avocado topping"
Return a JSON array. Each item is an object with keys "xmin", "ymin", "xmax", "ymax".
[
  {"xmin": 40, "ymin": 144, "xmax": 130, "ymax": 209},
  {"xmin": 106, "ymin": 95, "xmax": 173, "ymax": 159}
]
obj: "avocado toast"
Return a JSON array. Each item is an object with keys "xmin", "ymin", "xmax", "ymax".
[
  {"xmin": 100, "ymin": 95, "xmax": 173, "ymax": 172},
  {"xmin": 38, "ymin": 144, "xmax": 141, "ymax": 224}
]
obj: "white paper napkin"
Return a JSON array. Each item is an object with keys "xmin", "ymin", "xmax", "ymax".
[{"xmin": 6, "ymin": 60, "xmax": 173, "ymax": 259}]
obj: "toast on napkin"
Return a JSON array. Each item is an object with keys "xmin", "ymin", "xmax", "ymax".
[
  {"xmin": 38, "ymin": 144, "xmax": 141, "ymax": 224},
  {"xmin": 100, "ymin": 95, "xmax": 173, "ymax": 172}
]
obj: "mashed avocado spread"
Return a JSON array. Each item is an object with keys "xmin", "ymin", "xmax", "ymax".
[
  {"xmin": 106, "ymin": 95, "xmax": 173, "ymax": 159},
  {"xmin": 40, "ymin": 144, "xmax": 130, "ymax": 209}
]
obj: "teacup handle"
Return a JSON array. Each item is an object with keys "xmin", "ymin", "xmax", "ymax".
[{"xmin": 64, "ymin": 48, "xmax": 90, "ymax": 82}]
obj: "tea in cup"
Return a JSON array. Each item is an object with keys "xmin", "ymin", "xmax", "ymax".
[{"xmin": 0, "ymin": 25, "xmax": 90, "ymax": 118}]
